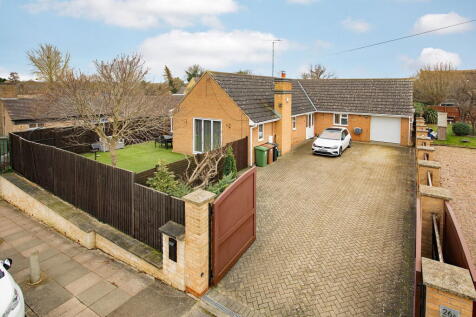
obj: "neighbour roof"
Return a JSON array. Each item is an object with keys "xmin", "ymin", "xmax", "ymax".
[
  {"xmin": 299, "ymin": 79, "xmax": 414, "ymax": 116},
  {"xmin": 209, "ymin": 72, "xmax": 413, "ymax": 123},
  {"xmin": 1, "ymin": 94, "xmax": 183, "ymax": 123}
]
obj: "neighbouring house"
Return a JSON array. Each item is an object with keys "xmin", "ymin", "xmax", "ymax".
[
  {"xmin": 172, "ymin": 71, "xmax": 414, "ymax": 165},
  {"xmin": 0, "ymin": 84, "xmax": 183, "ymax": 136}
]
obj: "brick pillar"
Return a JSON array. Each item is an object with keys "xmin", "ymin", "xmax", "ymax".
[
  {"xmin": 417, "ymin": 146, "xmax": 436, "ymax": 161},
  {"xmin": 419, "ymin": 185, "xmax": 452, "ymax": 258},
  {"xmin": 182, "ymin": 189, "xmax": 216, "ymax": 297},
  {"xmin": 416, "ymin": 136, "xmax": 432, "ymax": 147},
  {"xmin": 416, "ymin": 128, "xmax": 428, "ymax": 138},
  {"xmin": 418, "ymin": 160, "xmax": 441, "ymax": 187},
  {"xmin": 422, "ymin": 258, "xmax": 476, "ymax": 317},
  {"xmin": 159, "ymin": 221, "xmax": 186, "ymax": 291}
]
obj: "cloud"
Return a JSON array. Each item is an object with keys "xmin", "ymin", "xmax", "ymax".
[
  {"xmin": 287, "ymin": 0, "xmax": 317, "ymax": 4},
  {"xmin": 413, "ymin": 12, "xmax": 473, "ymax": 34},
  {"xmin": 401, "ymin": 48, "xmax": 461, "ymax": 71},
  {"xmin": 315, "ymin": 40, "xmax": 332, "ymax": 50},
  {"xmin": 25, "ymin": 0, "xmax": 239, "ymax": 29},
  {"xmin": 140, "ymin": 30, "xmax": 289, "ymax": 77},
  {"xmin": 341, "ymin": 18, "xmax": 371, "ymax": 33}
]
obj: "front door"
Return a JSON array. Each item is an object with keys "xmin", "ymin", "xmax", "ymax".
[{"xmin": 306, "ymin": 114, "xmax": 314, "ymax": 139}]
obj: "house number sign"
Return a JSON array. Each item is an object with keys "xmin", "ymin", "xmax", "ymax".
[{"xmin": 440, "ymin": 305, "xmax": 460, "ymax": 317}]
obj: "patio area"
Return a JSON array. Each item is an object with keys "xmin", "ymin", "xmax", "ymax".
[{"xmin": 82, "ymin": 141, "xmax": 186, "ymax": 173}]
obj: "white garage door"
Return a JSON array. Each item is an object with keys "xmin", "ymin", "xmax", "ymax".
[{"xmin": 370, "ymin": 116, "xmax": 401, "ymax": 144}]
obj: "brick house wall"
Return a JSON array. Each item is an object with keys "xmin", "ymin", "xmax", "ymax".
[{"xmin": 172, "ymin": 73, "xmax": 250, "ymax": 156}]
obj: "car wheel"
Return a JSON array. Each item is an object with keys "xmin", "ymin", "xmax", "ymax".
[
  {"xmin": 348, "ymin": 139, "xmax": 352, "ymax": 148},
  {"xmin": 338, "ymin": 147, "xmax": 342, "ymax": 156}
]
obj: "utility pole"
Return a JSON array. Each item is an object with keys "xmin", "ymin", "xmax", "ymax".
[{"xmin": 271, "ymin": 39, "xmax": 282, "ymax": 78}]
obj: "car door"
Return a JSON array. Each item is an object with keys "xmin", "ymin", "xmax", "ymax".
[{"xmin": 342, "ymin": 130, "xmax": 350, "ymax": 149}]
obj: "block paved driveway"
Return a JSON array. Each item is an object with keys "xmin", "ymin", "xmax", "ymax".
[
  {"xmin": 0, "ymin": 201, "xmax": 210, "ymax": 317},
  {"xmin": 214, "ymin": 141, "xmax": 416, "ymax": 316}
]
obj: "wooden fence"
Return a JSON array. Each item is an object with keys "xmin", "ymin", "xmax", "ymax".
[{"xmin": 10, "ymin": 133, "xmax": 184, "ymax": 250}]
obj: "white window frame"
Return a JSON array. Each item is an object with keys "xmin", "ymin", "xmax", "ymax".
[
  {"xmin": 292, "ymin": 117, "xmax": 297, "ymax": 130},
  {"xmin": 258, "ymin": 123, "xmax": 264, "ymax": 141},
  {"xmin": 192, "ymin": 118, "xmax": 222, "ymax": 154},
  {"xmin": 334, "ymin": 113, "xmax": 349, "ymax": 126}
]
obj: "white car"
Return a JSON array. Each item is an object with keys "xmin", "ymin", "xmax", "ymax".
[
  {"xmin": 312, "ymin": 127, "xmax": 352, "ymax": 157},
  {"xmin": 0, "ymin": 259, "xmax": 25, "ymax": 317}
]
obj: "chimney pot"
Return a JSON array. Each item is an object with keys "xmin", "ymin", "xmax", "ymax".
[{"xmin": 281, "ymin": 71, "xmax": 286, "ymax": 78}]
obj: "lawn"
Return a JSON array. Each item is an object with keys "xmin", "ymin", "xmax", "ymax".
[
  {"xmin": 428, "ymin": 124, "xmax": 476, "ymax": 149},
  {"xmin": 82, "ymin": 141, "xmax": 186, "ymax": 173}
]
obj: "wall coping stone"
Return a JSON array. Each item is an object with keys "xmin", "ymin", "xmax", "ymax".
[
  {"xmin": 422, "ymin": 257, "xmax": 476, "ymax": 301},
  {"xmin": 419, "ymin": 185, "xmax": 452, "ymax": 200},
  {"xmin": 416, "ymin": 146, "xmax": 435, "ymax": 152},
  {"xmin": 183, "ymin": 189, "xmax": 216, "ymax": 206},
  {"xmin": 418, "ymin": 160, "xmax": 441, "ymax": 168},
  {"xmin": 417, "ymin": 136, "xmax": 431, "ymax": 140},
  {"xmin": 1, "ymin": 172, "xmax": 163, "ymax": 269},
  {"xmin": 159, "ymin": 221, "xmax": 185, "ymax": 241}
]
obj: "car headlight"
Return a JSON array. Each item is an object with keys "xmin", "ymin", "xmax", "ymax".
[{"xmin": 2, "ymin": 288, "xmax": 20, "ymax": 317}]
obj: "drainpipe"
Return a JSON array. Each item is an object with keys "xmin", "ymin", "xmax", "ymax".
[{"xmin": 249, "ymin": 120, "xmax": 255, "ymax": 167}]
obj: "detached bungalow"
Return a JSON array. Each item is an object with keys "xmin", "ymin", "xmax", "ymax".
[{"xmin": 172, "ymin": 71, "xmax": 414, "ymax": 165}]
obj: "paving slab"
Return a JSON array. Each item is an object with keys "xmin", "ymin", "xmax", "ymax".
[
  {"xmin": 89, "ymin": 288, "xmax": 131, "ymax": 317},
  {"xmin": 77, "ymin": 280, "xmax": 116, "ymax": 306},
  {"xmin": 22, "ymin": 281, "xmax": 73, "ymax": 316}
]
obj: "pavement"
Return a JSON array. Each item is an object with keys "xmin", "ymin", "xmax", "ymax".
[
  {"xmin": 435, "ymin": 146, "xmax": 476, "ymax": 269},
  {"xmin": 212, "ymin": 141, "xmax": 416, "ymax": 316},
  {"xmin": 0, "ymin": 200, "xmax": 211, "ymax": 317}
]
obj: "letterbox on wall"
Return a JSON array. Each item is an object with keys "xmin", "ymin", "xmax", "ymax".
[{"xmin": 159, "ymin": 221, "xmax": 185, "ymax": 291}]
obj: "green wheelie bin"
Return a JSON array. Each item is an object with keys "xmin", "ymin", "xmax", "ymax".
[{"xmin": 254, "ymin": 146, "xmax": 269, "ymax": 167}]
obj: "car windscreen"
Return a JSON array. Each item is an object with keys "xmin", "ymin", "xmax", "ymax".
[{"xmin": 319, "ymin": 130, "xmax": 341, "ymax": 140}]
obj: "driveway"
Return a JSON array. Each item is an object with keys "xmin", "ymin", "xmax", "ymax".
[{"xmin": 213, "ymin": 141, "xmax": 416, "ymax": 316}]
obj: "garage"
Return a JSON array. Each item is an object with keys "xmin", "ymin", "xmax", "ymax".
[{"xmin": 370, "ymin": 116, "xmax": 401, "ymax": 144}]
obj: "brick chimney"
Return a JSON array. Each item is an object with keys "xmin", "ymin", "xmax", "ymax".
[{"xmin": 274, "ymin": 71, "xmax": 292, "ymax": 155}]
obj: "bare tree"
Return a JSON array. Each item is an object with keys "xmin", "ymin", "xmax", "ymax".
[
  {"xmin": 27, "ymin": 44, "xmax": 71, "ymax": 83},
  {"xmin": 451, "ymin": 72, "xmax": 476, "ymax": 134},
  {"xmin": 301, "ymin": 64, "xmax": 335, "ymax": 79},
  {"xmin": 51, "ymin": 54, "xmax": 169, "ymax": 166},
  {"xmin": 414, "ymin": 63, "xmax": 457, "ymax": 105},
  {"xmin": 8, "ymin": 72, "xmax": 20, "ymax": 83},
  {"xmin": 184, "ymin": 148, "xmax": 226, "ymax": 189}
]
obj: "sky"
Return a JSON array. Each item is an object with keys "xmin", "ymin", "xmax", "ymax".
[{"xmin": 0, "ymin": 0, "xmax": 475, "ymax": 82}]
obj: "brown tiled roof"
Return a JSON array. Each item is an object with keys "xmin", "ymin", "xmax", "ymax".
[
  {"xmin": 300, "ymin": 79, "xmax": 414, "ymax": 116},
  {"xmin": 210, "ymin": 72, "xmax": 317, "ymax": 123},
  {"xmin": 210, "ymin": 72, "xmax": 413, "ymax": 122},
  {"xmin": 2, "ymin": 95, "xmax": 183, "ymax": 123}
]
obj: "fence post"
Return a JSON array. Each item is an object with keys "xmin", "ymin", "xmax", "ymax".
[
  {"xmin": 182, "ymin": 189, "xmax": 216, "ymax": 297},
  {"xmin": 416, "ymin": 146, "xmax": 436, "ymax": 161},
  {"xmin": 422, "ymin": 258, "xmax": 476, "ymax": 317}
]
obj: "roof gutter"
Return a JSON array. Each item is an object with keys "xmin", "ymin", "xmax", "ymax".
[
  {"xmin": 314, "ymin": 110, "xmax": 412, "ymax": 118},
  {"xmin": 248, "ymin": 117, "xmax": 281, "ymax": 127}
]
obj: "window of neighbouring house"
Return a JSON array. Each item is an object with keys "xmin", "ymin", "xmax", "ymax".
[
  {"xmin": 292, "ymin": 117, "xmax": 296, "ymax": 130},
  {"xmin": 194, "ymin": 118, "xmax": 222, "ymax": 153},
  {"xmin": 28, "ymin": 123, "xmax": 45, "ymax": 129},
  {"xmin": 334, "ymin": 113, "xmax": 349, "ymax": 126},
  {"xmin": 258, "ymin": 124, "xmax": 264, "ymax": 141}
]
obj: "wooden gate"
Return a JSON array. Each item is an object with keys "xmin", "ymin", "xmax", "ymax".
[{"xmin": 210, "ymin": 167, "xmax": 256, "ymax": 285}]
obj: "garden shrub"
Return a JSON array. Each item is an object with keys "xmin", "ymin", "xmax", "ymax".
[
  {"xmin": 223, "ymin": 146, "xmax": 237, "ymax": 178},
  {"xmin": 206, "ymin": 173, "xmax": 236, "ymax": 195},
  {"xmin": 147, "ymin": 163, "xmax": 191, "ymax": 198},
  {"xmin": 452, "ymin": 122, "xmax": 471, "ymax": 136},
  {"xmin": 414, "ymin": 102, "xmax": 426, "ymax": 117},
  {"xmin": 424, "ymin": 108, "xmax": 438, "ymax": 124}
]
